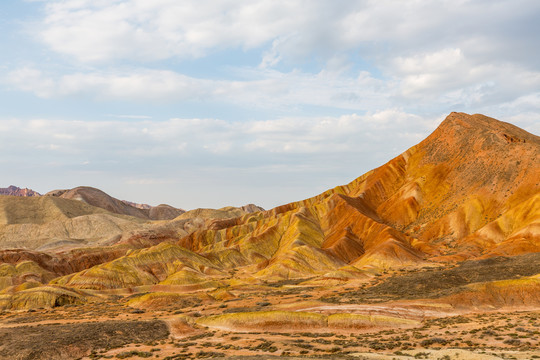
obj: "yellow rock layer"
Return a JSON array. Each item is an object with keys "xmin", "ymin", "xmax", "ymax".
[{"xmin": 52, "ymin": 242, "xmax": 219, "ymax": 290}]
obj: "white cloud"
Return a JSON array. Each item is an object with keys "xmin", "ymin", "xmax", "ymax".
[
  {"xmin": 37, "ymin": 0, "xmax": 540, "ymax": 68},
  {"xmin": 243, "ymin": 111, "xmax": 424, "ymax": 153},
  {"xmin": 5, "ymin": 68, "xmax": 55, "ymax": 97},
  {"xmin": 395, "ymin": 48, "xmax": 465, "ymax": 75},
  {"xmin": 505, "ymin": 112, "xmax": 540, "ymax": 135},
  {"xmin": 8, "ymin": 57, "xmax": 540, "ymax": 117},
  {"xmin": 40, "ymin": 0, "xmax": 308, "ymax": 62},
  {"xmin": 2, "ymin": 0, "xmax": 535, "ymax": 118},
  {"xmin": 4, "ymin": 66, "xmax": 389, "ymax": 111},
  {"xmin": 5, "ymin": 67, "xmax": 214, "ymax": 100},
  {"xmin": 125, "ymin": 178, "xmax": 176, "ymax": 185},
  {"xmin": 386, "ymin": 47, "xmax": 540, "ymax": 108},
  {"xmin": 107, "ymin": 114, "xmax": 152, "ymax": 119},
  {"xmin": 0, "ymin": 111, "xmax": 433, "ymax": 161}
]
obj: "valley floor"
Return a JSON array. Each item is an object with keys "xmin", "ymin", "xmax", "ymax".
[{"xmin": 1, "ymin": 278, "xmax": 539, "ymax": 360}]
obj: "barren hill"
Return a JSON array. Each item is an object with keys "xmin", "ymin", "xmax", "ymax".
[{"xmin": 0, "ymin": 195, "xmax": 147, "ymax": 250}]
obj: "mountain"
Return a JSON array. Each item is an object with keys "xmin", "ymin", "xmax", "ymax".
[
  {"xmin": 171, "ymin": 112, "xmax": 539, "ymax": 277},
  {"xmin": 45, "ymin": 186, "xmax": 186, "ymax": 220},
  {"xmin": 2, "ymin": 185, "xmax": 188, "ymax": 221},
  {"xmin": 48, "ymin": 113, "xmax": 539, "ymax": 290},
  {"xmin": 0, "ymin": 185, "xmax": 41, "ymax": 197},
  {"xmin": 0, "ymin": 194, "xmax": 147, "ymax": 250}
]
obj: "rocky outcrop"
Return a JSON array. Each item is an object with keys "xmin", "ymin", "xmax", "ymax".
[
  {"xmin": 52, "ymin": 242, "xmax": 221, "ymax": 290},
  {"xmin": 240, "ymin": 204, "xmax": 265, "ymax": 213},
  {"xmin": 195, "ymin": 311, "xmax": 419, "ymax": 332}
]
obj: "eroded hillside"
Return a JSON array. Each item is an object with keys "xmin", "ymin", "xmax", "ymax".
[{"xmin": 48, "ymin": 112, "xmax": 539, "ymax": 291}]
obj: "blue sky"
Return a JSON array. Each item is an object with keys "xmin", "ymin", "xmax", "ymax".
[{"xmin": 1, "ymin": 0, "xmax": 539, "ymax": 210}]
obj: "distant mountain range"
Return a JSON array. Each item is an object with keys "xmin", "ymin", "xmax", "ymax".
[
  {"xmin": 0, "ymin": 185, "xmax": 41, "ymax": 197},
  {"xmin": 0, "ymin": 185, "xmax": 186, "ymax": 220},
  {"xmin": 0, "ymin": 183, "xmax": 264, "ymax": 251},
  {"xmin": 44, "ymin": 186, "xmax": 187, "ymax": 221}
]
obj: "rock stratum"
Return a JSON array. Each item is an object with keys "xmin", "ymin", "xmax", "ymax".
[{"xmin": 0, "ymin": 112, "xmax": 539, "ymax": 360}]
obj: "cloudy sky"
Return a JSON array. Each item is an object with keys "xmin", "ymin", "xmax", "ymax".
[{"xmin": 1, "ymin": 0, "xmax": 539, "ymax": 210}]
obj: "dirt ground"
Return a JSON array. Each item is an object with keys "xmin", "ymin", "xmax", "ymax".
[
  {"xmin": 1, "ymin": 291, "xmax": 539, "ymax": 359},
  {"xmin": 1, "ymin": 254, "xmax": 540, "ymax": 359}
]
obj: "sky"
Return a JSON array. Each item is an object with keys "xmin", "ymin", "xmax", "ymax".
[{"xmin": 1, "ymin": 0, "xmax": 539, "ymax": 210}]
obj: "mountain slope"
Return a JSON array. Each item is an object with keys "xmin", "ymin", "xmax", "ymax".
[
  {"xmin": 2, "ymin": 113, "xmax": 540, "ymax": 360},
  {"xmin": 176, "ymin": 113, "xmax": 539, "ymax": 276}
]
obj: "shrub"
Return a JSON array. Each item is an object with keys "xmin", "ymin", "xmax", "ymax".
[
  {"xmin": 420, "ymin": 337, "xmax": 447, "ymax": 347},
  {"xmin": 116, "ymin": 350, "xmax": 153, "ymax": 358}
]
